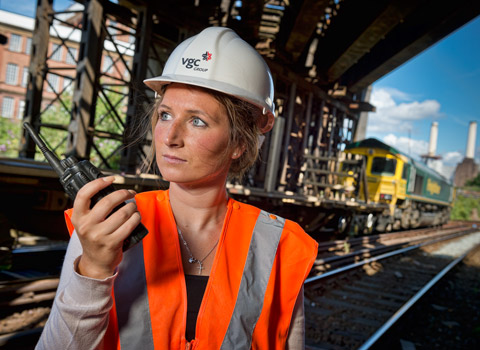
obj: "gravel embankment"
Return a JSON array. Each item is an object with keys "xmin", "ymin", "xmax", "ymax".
[{"xmin": 372, "ymin": 232, "xmax": 480, "ymax": 349}]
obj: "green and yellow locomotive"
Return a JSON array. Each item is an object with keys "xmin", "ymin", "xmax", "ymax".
[{"xmin": 342, "ymin": 138, "xmax": 454, "ymax": 233}]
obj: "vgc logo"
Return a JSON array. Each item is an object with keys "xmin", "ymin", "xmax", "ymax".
[
  {"xmin": 181, "ymin": 51, "xmax": 212, "ymax": 72},
  {"xmin": 182, "ymin": 58, "xmax": 200, "ymax": 69}
]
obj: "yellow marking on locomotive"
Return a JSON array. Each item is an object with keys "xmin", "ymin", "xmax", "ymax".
[
  {"xmin": 426, "ymin": 178, "xmax": 441, "ymax": 195},
  {"xmin": 342, "ymin": 146, "xmax": 411, "ymax": 216},
  {"xmin": 405, "ymin": 194, "xmax": 450, "ymax": 206}
]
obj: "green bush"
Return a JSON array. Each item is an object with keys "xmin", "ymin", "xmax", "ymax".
[
  {"xmin": 451, "ymin": 195, "xmax": 480, "ymax": 221},
  {"xmin": 0, "ymin": 118, "xmax": 22, "ymax": 157},
  {"xmin": 465, "ymin": 173, "xmax": 480, "ymax": 190}
]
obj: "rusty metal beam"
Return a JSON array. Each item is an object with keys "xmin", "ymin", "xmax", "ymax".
[
  {"xmin": 278, "ymin": 0, "xmax": 329, "ymax": 64},
  {"xmin": 67, "ymin": 0, "xmax": 106, "ymax": 159},
  {"xmin": 325, "ymin": 0, "xmax": 418, "ymax": 83},
  {"xmin": 120, "ymin": 3, "xmax": 153, "ymax": 173},
  {"xmin": 227, "ymin": 0, "xmax": 264, "ymax": 46},
  {"xmin": 342, "ymin": 0, "xmax": 480, "ymax": 92},
  {"xmin": 20, "ymin": 0, "xmax": 53, "ymax": 159}
]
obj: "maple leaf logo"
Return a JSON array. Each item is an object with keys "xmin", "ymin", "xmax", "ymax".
[{"xmin": 202, "ymin": 51, "xmax": 212, "ymax": 61}]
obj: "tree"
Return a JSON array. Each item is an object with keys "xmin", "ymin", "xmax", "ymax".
[
  {"xmin": 89, "ymin": 87, "xmax": 127, "ymax": 169},
  {"xmin": 1, "ymin": 88, "xmax": 128, "ymax": 170},
  {"xmin": 465, "ymin": 173, "xmax": 480, "ymax": 188}
]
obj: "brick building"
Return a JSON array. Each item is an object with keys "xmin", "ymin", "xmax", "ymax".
[{"xmin": 0, "ymin": 7, "xmax": 131, "ymax": 121}]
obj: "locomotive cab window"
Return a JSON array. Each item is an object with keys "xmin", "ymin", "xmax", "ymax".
[
  {"xmin": 401, "ymin": 164, "xmax": 409, "ymax": 180},
  {"xmin": 413, "ymin": 175, "xmax": 424, "ymax": 194},
  {"xmin": 371, "ymin": 157, "xmax": 396, "ymax": 176}
]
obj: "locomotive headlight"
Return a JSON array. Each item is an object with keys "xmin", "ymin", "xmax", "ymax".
[{"xmin": 379, "ymin": 193, "xmax": 392, "ymax": 201}]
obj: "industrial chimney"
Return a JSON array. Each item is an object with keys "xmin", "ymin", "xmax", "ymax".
[
  {"xmin": 421, "ymin": 121, "xmax": 441, "ymax": 163},
  {"xmin": 428, "ymin": 121, "xmax": 438, "ymax": 156},
  {"xmin": 453, "ymin": 120, "xmax": 479, "ymax": 187},
  {"xmin": 466, "ymin": 121, "xmax": 477, "ymax": 159}
]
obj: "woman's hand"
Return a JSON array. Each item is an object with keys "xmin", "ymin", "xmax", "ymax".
[{"xmin": 70, "ymin": 176, "xmax": 142, "ymax": 279}]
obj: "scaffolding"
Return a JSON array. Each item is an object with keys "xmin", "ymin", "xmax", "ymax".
[{"xmin": 18, "ymin": 0, "xmax": 373, "ymax": 232}]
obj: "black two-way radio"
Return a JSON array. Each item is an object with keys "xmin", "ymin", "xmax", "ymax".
[{"xmin": 23, "ymin": 122, "xmax": 148, "ymax": 251}]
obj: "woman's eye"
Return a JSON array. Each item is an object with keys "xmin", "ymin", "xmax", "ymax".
[
  {"xmin": 160, "ymin": 112, "xmax": 172, "ymax": 121},
  {"xmin": 192, "ymin": 117, "xmax": 207, "ymax": 127}
]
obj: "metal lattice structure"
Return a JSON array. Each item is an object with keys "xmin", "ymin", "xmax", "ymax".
[{"xmin": 17, "ymin": 0, "xmax": 480, "ymax": 232}]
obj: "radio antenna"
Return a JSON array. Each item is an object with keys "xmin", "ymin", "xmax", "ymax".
[{"xmin": 23, "ymin": 122, "xmax": 65, "ymax": 176}]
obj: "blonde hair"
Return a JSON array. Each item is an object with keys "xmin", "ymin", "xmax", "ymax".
[{"xmin": 142, "ymin": 85, "xmax": 262, "ymax": 180}]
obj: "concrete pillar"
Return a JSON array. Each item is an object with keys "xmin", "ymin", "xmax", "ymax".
[
  {"xmin": 353, "ymin": 85, "xmax": 371, "ymax": 142},
  {"xmin": 428, "ymin": 121, "xmax": 438, "ymax": 156},
  {"xmin": 466, "ymin": 121, "xmax": 477, "ymax": 159}
]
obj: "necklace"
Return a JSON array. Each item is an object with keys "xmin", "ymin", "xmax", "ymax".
[{"xmin": 177, "ymin": 228, "xmax": 219, "ymax": 275}]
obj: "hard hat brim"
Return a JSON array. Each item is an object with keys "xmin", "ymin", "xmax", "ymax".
[{"xmin": 144, "ymin": 75, "xmax": 275, "ymax": 132}]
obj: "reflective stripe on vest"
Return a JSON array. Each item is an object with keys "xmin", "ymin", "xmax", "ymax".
[
  {"xmin": 114, "ymin": 240, "xmax": 155, "ymax": 349},
  {"xmin": 221, "ymin": 210, "xmax": 285, "ymax": 349},
  {"xmin": 113, "ymin": 209, "xmax": 284, "ymax": 349}
]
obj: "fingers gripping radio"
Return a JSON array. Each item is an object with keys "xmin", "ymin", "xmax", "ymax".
[{"xmin": 23, "ymin": 122, "xmax": 148, "ymax": 251}]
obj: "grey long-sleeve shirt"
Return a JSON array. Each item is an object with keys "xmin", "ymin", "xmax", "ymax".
[{"xmin": 35, "ymin": 231, "xmax": 305, "ymax": 350}]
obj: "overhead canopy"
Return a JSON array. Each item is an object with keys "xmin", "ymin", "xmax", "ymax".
[{"xmin": 114, "ymin": 0, "xmax": 480, "ymax": 95}]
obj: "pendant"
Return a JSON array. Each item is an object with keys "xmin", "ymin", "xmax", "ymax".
[
  {"xmin": 188, "ymin": 257, "xmax": 197, "ymax": 264},
  {"xmin": 197, "ymin": 262, "xmax": 204, "ymax": 274}
]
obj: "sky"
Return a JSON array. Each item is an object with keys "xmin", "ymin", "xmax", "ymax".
[
  {"xmin": 1, "ymin": 0, "xmax": 479, "ymax": 181},
  {"xmin": 0, "ymin": 0, "xmax": 76, "ymax": 15},
  {"xmin": 367, "ymin": 16, "xmax": 480, "ymax": 181}
]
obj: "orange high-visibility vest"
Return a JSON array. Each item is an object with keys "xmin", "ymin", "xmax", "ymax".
[{"xmin": 65, "ymin": 190, "xmax": 318, "ymax": 350}]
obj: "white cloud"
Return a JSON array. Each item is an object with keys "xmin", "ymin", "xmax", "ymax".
[
  {"xmin": 364, "ymin": 86, "xmax": 474, "ymax": 181},
  {"xmin": 382, "ymin": 134, "xmax": 428, "ymax": 159},
  {"xmin": 367, "ymin": 88, "xmax": 442, "ymax": 134},
  {"xmin": 381, "ymin": 134, "xmax": 460, "ymax": 180},
  {"xmin": 370, "ymin": 88, "xmax": 396, "ymax": 109},
  {"xmin": 428, "ymin": 160, "xmax": 456, "ymax": 181},
  {"xmin": 442, "ymin": 151, "xmax": 463, "ymax": 165}
]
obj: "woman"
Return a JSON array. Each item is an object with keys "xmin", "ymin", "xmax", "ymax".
[{"xmin": 36, "ymin": 27, "xmax": 318, "ymax": 350}]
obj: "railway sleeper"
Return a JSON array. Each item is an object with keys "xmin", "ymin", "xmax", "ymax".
[
  {"xmin": 342, "ymin": 285, "xmax": 409, "ymax": 302},
  {"xmin": 351, "ymin": 316, "xmax": 384, "ymax": 328},
  {"xmin": 313, "ymin": 296, "xmax": 391, "ymax": 317},
  {"xmin": 330, "ymin": 290, "xmax": 403, "ymax": 309}
]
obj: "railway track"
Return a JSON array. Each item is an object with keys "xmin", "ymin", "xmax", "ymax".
[
  {"xmin": 312, "ymin": 223, "xmax": 473, "ymax": 274},
  {"xmin": 0, "ymin": 224, "xmax": 478, "ymax": 349},
  {"xmin": 0, "ymin": 277, "xmax": 58, "ymax": 349},
  {"xmin": 304, "ymin": 224, "xmax": 480, "ymax": 349},
  {"xmin": 0, "ymin": 241, "xmax": 64, "ymax": 349}
]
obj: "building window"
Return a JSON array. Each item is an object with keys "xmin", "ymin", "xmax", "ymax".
[
  {"xmin": 9, "ymin": 34, "xmax": 22, "ymax": 52},
  {"xmin": 2, "ymin": 97, "xmax": 15, "ymax": 118},
  {"xmin": 46, "ymin": 74, "xmax": 59, "ymax": 93},
  {"xmin": 25, "ymin": 37, "xmax": 32, "ymax": 55},
  {"xmin": 18, "ymin": 100, "xmax": 25, "ymax": 119},
  {"xmin": 107, "ymin": 20, "xmax": 118, "ymax": 36},
  {"xmin": 63, "ymin": 76, "xmax": 73, "ymax": 92},
  {"xmin": 128, "ymin": 31, "xmax": 136, "ymax": 44},
  {"xmin": 22, "ymin": 67, "xmax": 29, "ymax": 88},
  {"xmin": 66, "ymin": 47, "xmax": 78, "ymax": 65},
  {"xmin": 5, "ymin": 63, "xmax": 19, "ymax": 85},
  {"xmin": 102, "ymin": 55, "xmax": 114, "ymax": 73},
  {"xmin": 51, "ymin": 43, "xmax": 62, "ymax": 61},
  {"xmin": 123, "ymin": 67, "xmax": 130, "ymax": 81}
]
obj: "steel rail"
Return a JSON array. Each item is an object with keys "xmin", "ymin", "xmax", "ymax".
[
  {"xmin": 314, "ymin": 226, "xmax": 471, "ymax": 267},
  {"xmin": 316, "ymin": 224, "xmax": 469, "ymax": 253},
  {"xmin": 357, "ymin": 243, "xmax": 479, "ymax": 350},
  {"xmin": 305, "ymin": 229, "xmax": 475, "ymax": 284},
  {"xmin": 0, "ymin": 327, "xmax": 44, "ymax": 347}
]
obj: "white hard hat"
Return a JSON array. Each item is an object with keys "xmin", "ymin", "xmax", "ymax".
[{"xmin": 144, "ymin": 27, "xmax": 275, "ymax": 132}]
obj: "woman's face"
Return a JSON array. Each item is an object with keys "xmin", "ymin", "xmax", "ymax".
[{"xmin": 154, "ymin": 83, "xmax": 240, "ymax": 187}]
